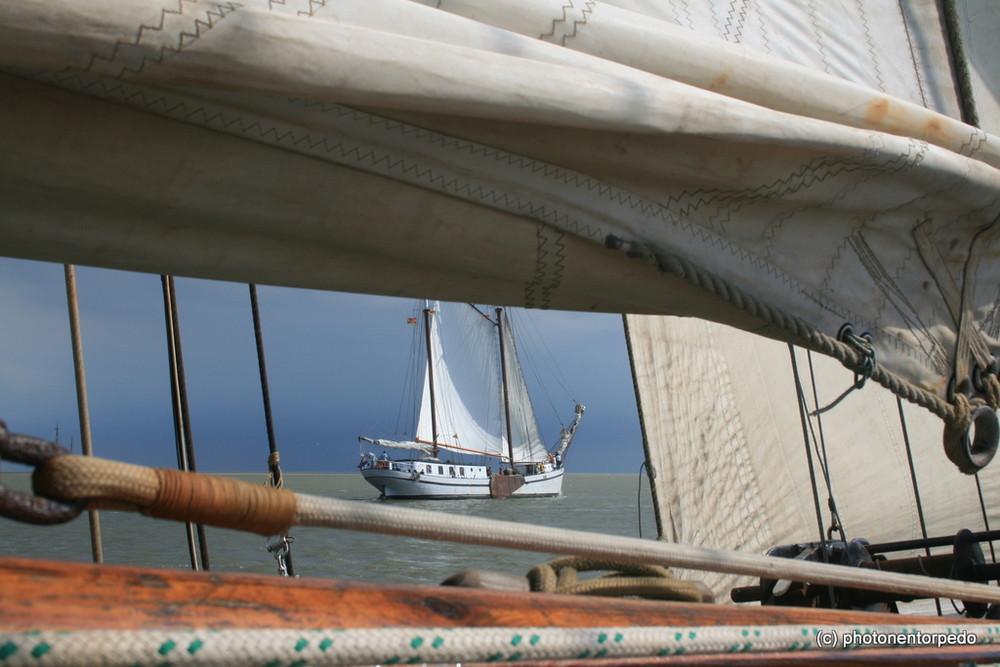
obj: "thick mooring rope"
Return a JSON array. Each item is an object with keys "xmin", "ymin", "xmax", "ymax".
[
  {"xmin": 0, "ymin": 622, "xmax": 996, "ymax": 666},
  {"xmin": 24, "ymin": 453, "xmax": 1000, "ymax": 605}
]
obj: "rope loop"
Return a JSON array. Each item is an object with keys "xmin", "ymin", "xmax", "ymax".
[
  {"xmin": 809, "ymin": 325, "xmax": 876, "ymax": 417},
  {"xmin": 0, "ymin": 421, "xmax": 86, "ymax": 525},
  {"xmin": 526, "ymin": 556, "xmax": 709, "ymax": 602}
]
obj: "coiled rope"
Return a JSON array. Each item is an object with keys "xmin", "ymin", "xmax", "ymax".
[{"xmin": 527, "ymin": 556, "xmax": 708, "ymax": 602}]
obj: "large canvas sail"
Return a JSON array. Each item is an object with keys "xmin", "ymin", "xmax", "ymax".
[
  {"xmin": 628, "ymin": 315, "xmax": 1000, "ymax": 596},
  {"xmin": 625, "ymin": 0, "xmax": 1000, "ymax": 595},
  {"xmin": 1, "ymin": 0, "xmax": 998, "ymax": 455}
]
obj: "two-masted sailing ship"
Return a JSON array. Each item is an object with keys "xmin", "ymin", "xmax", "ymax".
[{"xmin": 358, "ymin": 301, "xmax": 584, "ymax": 499}]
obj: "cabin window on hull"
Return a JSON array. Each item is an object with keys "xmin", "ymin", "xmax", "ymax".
[
  {"xmin": 459, "ymin": 467, "xmax": 465, "ymax": 477},
  {"xmin": 438, "ymin": 466, "xmax": 444, "ymax": 475},
  {"xmin": 426, "ymin": 465, "xmax": 432, "ymax": 474}
]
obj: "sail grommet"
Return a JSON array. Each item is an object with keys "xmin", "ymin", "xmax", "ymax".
[{"xmin": 944, "ymin": 398, "xmax": 999, "ymax": 474}]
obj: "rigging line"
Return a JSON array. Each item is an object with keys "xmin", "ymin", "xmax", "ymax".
[
  {"xmin": 637, "ymin": 460, "xmax": 646, "ymax": 540},
  {"xmin": 249, "ymin": 286, "xmax": 279, "ymax": 467},
  {"xmin": 63, "ymin": 265, "xmax": 103, "ymax": 565},
  {"xmin": 29, "ymin": 451, "xmax": 1000, "ymax": 604},
  {"xmin": 940, "ymin": 0, "xmax": 980, "ymax": 128},
  {"xmin": 804, "ymin": 350, "xmax": 846, "ymax": 543},
  {"xmin": 249, "ymin": 284, "xmax": 294, "ymax": 578},
  {"xmin": 895, "ymin": 396, "xmax": 943, "ymax": 616},
  {"xmin": 160, "ymin": 275, "xmax": 210, "ymax": 572},
  {"xmin": 509, "ymin": 309, "xmax": 576, "ymax": 404},
  {"xmin": 394, "ymin": 304, "xmax": 425, "ymax": 438},
  {"xmin": 974, "ymin": 473, "xmax": 996, "ymax": 565},
  {"xmin": 787, "ymin": 345, "xmax": 837, "ymax": 600}
]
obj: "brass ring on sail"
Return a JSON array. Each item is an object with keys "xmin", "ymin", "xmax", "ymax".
[{"xmin": 944, "ymin": 400, "xmax": 1000, "ymax": 474}]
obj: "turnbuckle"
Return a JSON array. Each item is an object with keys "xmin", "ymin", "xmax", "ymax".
[{"xmin": 0, "ymin": 421, "xmax": 86, "ymax": 525}]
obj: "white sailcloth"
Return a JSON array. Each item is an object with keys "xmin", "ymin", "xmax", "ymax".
[
  {"xmin": 628, "ymin": 315, "xmax": 1000, "ymax": 597},
  {"xmin": 1, "ymin": 0, "xmax": 997, "ymax": 430},
  {"xmin": 624, "ymin": 0, "xmax": 1000, "ymax": 596},
  {"xmin": 413, "ymin": 302, "xmax": 548, "ymax": 463}
]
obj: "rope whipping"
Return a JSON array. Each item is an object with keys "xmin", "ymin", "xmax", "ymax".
[
  {"xmin": 160, "ymin": 275, "xmax": 210, "ymax": 571},
  {"xmin": 21, "ymin": 450, "xmax": 1000, "ymax": 606}
]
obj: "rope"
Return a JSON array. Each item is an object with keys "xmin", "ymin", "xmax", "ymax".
[
  {"xmin": 788, "ymin": 347, "xmax": 830, "ymax": 547},
  {"xmin": 805, "ymin": 349, "xmax": 846, "ymax": 543},
  {"xmin": 249, "ymin": 285, "xmax": 294, "ymax": 576},
  {"xmin": 0, "ymin": 623, "xmax": 994, "ymax": 665},
  {"xmin": 160, "ymin": 275, "xmax": 210, "ymax": 572},
  {"xmin": 24, "ymin": 453, "xmax": 1000, "ymax": 604},
  {"xmin": 984, "ymin": 374, "xmax": 1000, "ymax": 411},
  {"xmin": 607, "ymin": 242, "xmax": 960, "ymax": 425},
  {"xmin": 527, "ymin": 556, "xmax": 707, "ymax": 602},
  {"xmin": 940, "ymin": 0, "xmax": 981, "ymax": 127}
]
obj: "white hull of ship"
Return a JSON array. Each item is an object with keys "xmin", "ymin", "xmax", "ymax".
[{"xmin": 361, "ymin": 463, "xmax": 565, "ymax": 499}]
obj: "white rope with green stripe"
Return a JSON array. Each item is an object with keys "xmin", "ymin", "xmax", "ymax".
[{"xmin": 1, "ymin": 623, "xmax": 997, "ymax": 665}]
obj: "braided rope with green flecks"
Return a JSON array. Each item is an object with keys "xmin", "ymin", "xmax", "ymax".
[{"xmin": 1, "ymin": 624, "xmax": 998, "ymax": 666}]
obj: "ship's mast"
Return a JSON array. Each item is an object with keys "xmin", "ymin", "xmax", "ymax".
[
  {"xmin": 495, "ymin": 307, "xmax": 517, "ymax": 470},
  {"xmin": 423, "ymin": 304, "xmax": 440, "ymax": 459}
]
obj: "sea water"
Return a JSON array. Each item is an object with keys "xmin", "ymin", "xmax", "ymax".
[{"xmin": 0, "ymin": 473, "xmax": 659, "ymax": 585}]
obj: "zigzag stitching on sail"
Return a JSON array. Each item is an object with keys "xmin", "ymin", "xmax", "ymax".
[
  {"xmin": 295, "ymin": 0, "xmax": 327, "ymax": 18},
  {"xmin": 539, "ymin": 0, "xmax": 596, "ymax": 47},
  {"xmin": 855, "ymin": 0, "xmax": 885, "ymax": 92},
  {"xmin": 958, "ymin": 128, "xmax": 988, "ymax": 158},
  {"xmin": 848, "ymin": 231, "xmax": 949, "ymax": 374},
  {"xmin": 19, "ymin": 67, "xmax": 953, "ymax": 377},
  {"xmin": 755, "ymin": 4, "xmax": 773, "ymax": 55},
  {"xmin": 806, "ymin": 0, "xmax": 833, "ymax": 75},
  {"xmin": 721, "ymin": 0, "xmax": 748, "ymax": 44},
  {"xmin": 896, "ymin": 0, "xmax": 931, "ymax": 109},
  {"xmin": 704, "ymin": 137, "xmax": 898, "ymax": 242},
  {"xmin": 669, "ymin": 1, "xmax": 693, "ymax": 31},
  {"xmin": 524, "ymin": 224, "xmax": 566, "ymax": 309},
  {"xmin": 766, "ymin": 135, "xmax": 914, "ymax": 291},
  {"xmin": 666, "ymin": 139, "xmax": 927, "ymax": 228},
  {"xmin": 82, "ymin": 1, "xmax": 240, "ymax": 79}
]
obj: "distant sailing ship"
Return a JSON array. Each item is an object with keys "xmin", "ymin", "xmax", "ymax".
[{"xmin": 359, "ymin": 301, "xmax": 584, "ymax": 499}]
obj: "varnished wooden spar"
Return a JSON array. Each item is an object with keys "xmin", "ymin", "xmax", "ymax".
[{"xmin": 2, "ymin": 557, "xmax": 999, "ymax": 666}]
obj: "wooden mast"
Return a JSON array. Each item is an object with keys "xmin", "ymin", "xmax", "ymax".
[
  {"xmin": 490, "ymin": 306, "xmax": 525, "ymax": 498},
  {"xmin": 496, "ymin": 307, "xmax": 517, "ymax": 471},
  {"xmin": 423, "ymin": 304, "xmax": 440, "ymax": 459}
]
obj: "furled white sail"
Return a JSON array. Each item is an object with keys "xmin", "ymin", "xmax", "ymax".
[
  {"xmin": 1, "ymin": 0, "xmax": 997, "ymax": 448},
  {"xmin": 412, "ymin": 302, "xmax": 548, "ymax": 463}
]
